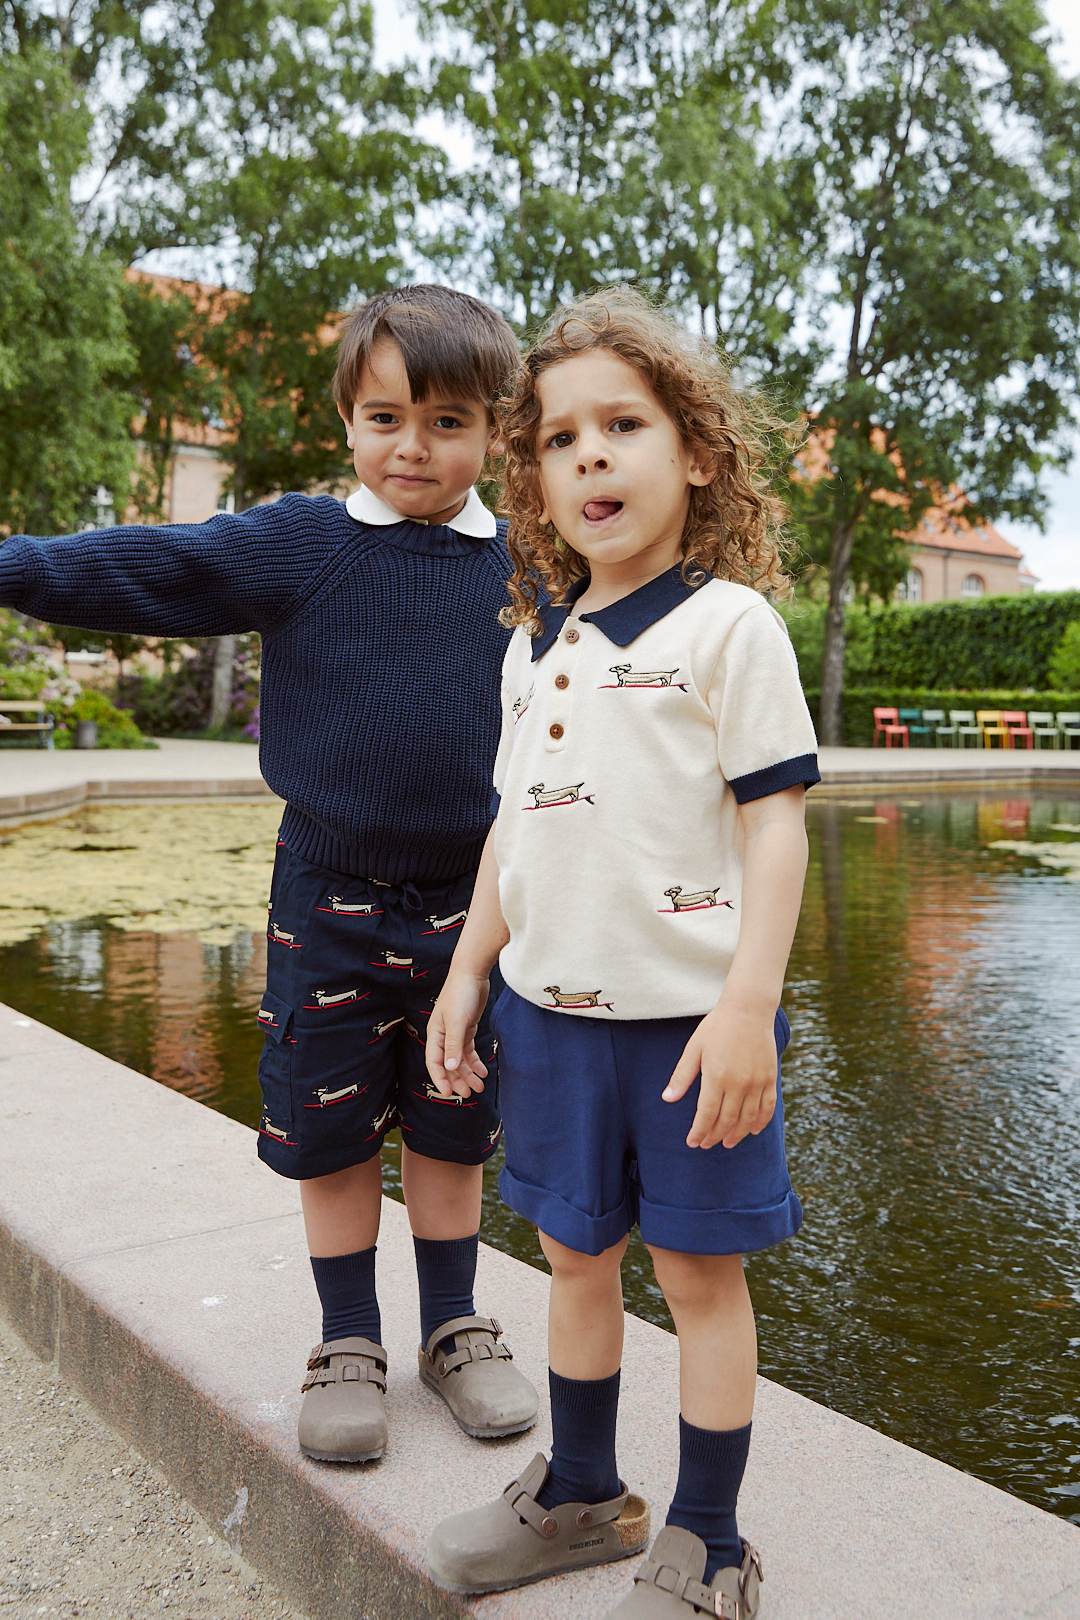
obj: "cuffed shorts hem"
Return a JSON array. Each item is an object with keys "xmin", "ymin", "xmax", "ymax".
[
  {"xmin": 399, "ymin": 1130, "xmax": 501, "ymax": 1167},
  {"xmin": 499, "ymin": 1165, "xmax": 634, "ymax": 1256},
  {"xmin": 257, "ymin": 1125, "xmax": 387, "ymax": 1182},
  {"xmin": 638, "ymin": 1187, "xmax": 804, "ymax": 1255}
]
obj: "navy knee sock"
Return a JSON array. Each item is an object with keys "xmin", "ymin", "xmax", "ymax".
[
  {"xmin": 666, "ymin": 1416, "xmax": 752, "ymax": 1581},
  {"xmin": 536, "ymin": 1369, "xmax": 622, "ymax": 1509},
  {"xmin": 309, "ymin": 1245, "xmax": 381, "ymax": 1345},
  {"xmin": 413, "ymin": 1232, "xmax": 478, "ymax": 1347}
]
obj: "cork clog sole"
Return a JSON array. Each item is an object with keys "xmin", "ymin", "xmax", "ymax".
[{"xmin": 435, "ymin": 1493, "xmax": 651, "ymax": 1595}]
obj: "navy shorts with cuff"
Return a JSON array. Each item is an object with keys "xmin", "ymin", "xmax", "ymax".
[
  {"xmin": 492, "ymin": 988, "xmax": 801, "ymax": 1256},
  {"xmin": 256, "ymin": 841, "xmax": 501, "ymax": 1181}
]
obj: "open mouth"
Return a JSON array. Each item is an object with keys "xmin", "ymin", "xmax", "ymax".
[{"xmin": 583, "ymin": 499, "xmax": 624, "ymax": 525}]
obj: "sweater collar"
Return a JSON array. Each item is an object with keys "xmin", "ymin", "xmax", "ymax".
[
  {"xmin": 531, "ymin": 567, "xmax": 698, "ymax": 661},
  {"xmin": 345, "ymin": 483, "xmax": 496, "ymax": 538}
]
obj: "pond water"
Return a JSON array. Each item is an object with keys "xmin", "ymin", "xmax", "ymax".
[{"xmin": 1, "ymin": 795, "xmax": 1078, "ymax": 1523}]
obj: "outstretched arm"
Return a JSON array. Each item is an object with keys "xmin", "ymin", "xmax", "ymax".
[{"xmin": 0, "ymin": 494, "xmax": 328, "ymax": 639}]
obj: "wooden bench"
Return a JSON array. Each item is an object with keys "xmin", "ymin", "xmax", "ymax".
[{"xmin": 0, "ymin": 698, "xmax": 54, "ymax": 748}]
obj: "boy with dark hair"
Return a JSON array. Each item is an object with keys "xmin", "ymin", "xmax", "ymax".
[{"xmin": 0, "ymin": 284, "xmax": 539, "ymax": 1462}]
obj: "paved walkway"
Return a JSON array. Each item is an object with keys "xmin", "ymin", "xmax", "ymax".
[{"xmin": 1, "ymin": 736, "xmax": 1078, "ymax": 824}]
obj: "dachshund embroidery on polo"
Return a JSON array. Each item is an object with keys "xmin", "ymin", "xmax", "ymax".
[
  {"xmin": 304, "ymin": 986, "xmax": 372, "ymax": 1009},
  {"xmin": 368, "ymin": 1015, "xmax": 405, "ymax": 1045},
  {"xmin": 414, "ymin": 1080, "xmax": 479, "ymax": 1108},
  {"xmin": 365, "ymin": 1102, "xmax": 398, "ymax": 1140},
  {"xmin": 600, "ymin": 665, "xmax": 688, "ymax": 691},
  {"xmin": 543, "ymin": 985, "xmax": 615, "ymax": 1011},
  {"xmin": 258, "ymin": 1114, "xmax": 297, "ymax": 1147},
  {"xmin": 268, "ymin": 921, "xmax": 302, "ymax": 949},
  {"xmin": 304, "ymin": 1080, "xmax": 368, "ymax": 1110},
  {"xmin": 422, "ymin": 909, "xmax": 468, "ymax": 934},
  {"xmin": 315, "ymin": 894, "xmax": 382, "ymax": 916},
  {"xmin": 659, "ymin": 886, "xmax": 734, "ymax": 913},
  {"xmin": 525, "ymin": 782, "xmax": 596, "ymax": 810},
  {"xmin": 513, "ymin": 684, "xmax": 534, "ymax": 722}
]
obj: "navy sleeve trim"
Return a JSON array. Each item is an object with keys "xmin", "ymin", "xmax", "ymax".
[
  {"xmin": 730, "ymin": 753, "xmax": 821, "ymax": 805},
  {"xmin": 490, "ymin": 789, "xmax": 502, "ymax": 817},
  {"xmin": 0, "ymin": 539, "xmax": 28, "ymax": 607}
]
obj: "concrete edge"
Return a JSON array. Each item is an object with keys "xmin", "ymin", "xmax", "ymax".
[{"xmin": 0, "ymin": 777, "xmax": 278, "ymax": 825}]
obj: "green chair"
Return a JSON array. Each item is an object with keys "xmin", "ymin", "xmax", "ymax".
[
  {"xmin": 898, "ymin": 707, "xmax": 932, "ymax": 745},
  {"xmin": 950, "ymin": 709, "xmax": 981, "ymax": 748},
  {"xmin": 925, "ymin": 709, "xmax": 951, "ymax": 746},
  {"xmin": 1058, "ymin": 712, "xmax": 1080, "ymax": 750},
  {"xmin": 1027, "ymin": 711, "xmax": 1059, "ymax": 750}
]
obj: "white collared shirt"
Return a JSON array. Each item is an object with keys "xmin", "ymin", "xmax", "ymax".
[
  {"xmin": 492, "ymin": 571, "xmax": 820, "ymax": 1020},
  {"xmin": 344, "ymin": 484, "xmax": 496, "ymax": 538}
]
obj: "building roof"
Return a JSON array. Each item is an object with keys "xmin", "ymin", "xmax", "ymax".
[{"xmin": 911, "ymin": 501, "xmax": 1024, "ymax": 561}]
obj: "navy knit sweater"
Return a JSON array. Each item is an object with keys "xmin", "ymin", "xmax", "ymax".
[{"xmin": 0, "ymin": 495, "xmax": 512, "ymax": 884}]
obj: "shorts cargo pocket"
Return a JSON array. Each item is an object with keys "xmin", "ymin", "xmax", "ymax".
[{"xmin": 256, "ymin": 990, "xmax": 296, "ymax": 1140}]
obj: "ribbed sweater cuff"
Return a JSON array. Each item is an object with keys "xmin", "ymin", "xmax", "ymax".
[{"xmin": 0, "ymin": 541, "xmax": 27, "ymax": 606}]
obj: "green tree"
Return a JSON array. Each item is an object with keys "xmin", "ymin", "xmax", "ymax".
[
  {"xmin": 121, "ymin": 275, "xmax": 217, "ymax": 517},
  {"xmin": 0, "ymin": 46, "xmax": 133, "ymax": 535},
  {"xmin": 778, "ymin": 0, "xmax": 1080, "ymax": 742}
]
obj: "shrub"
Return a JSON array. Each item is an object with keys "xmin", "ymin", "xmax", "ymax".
[
  {"xmin": 863, "ymin": 591, "xmax": 1080, "ymax": 689},
  {"xmin": 1047, "ymin": 622, "xmax": 1080, "ymax": 691},
  {"xmin": 116, "ymin": 634, "xmax": 260, "ymax": 737},
  {"xmin": 47, "ymin": 686, "xmax": 154, "ymax": 750}
]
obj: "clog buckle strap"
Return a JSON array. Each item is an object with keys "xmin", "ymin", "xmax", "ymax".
[
  {"xmin": 300, "ymin": 1338, "xmax": 388, "ymax": 1395},
  {"xmin": 426, "ymin": 1314, "xmax": 514, "ymax": 1377},
  {"xmin": 502, "ymin": 1475, "xmax": 560, "ymax": 1540},
  {"xmin": 634, "ymin": 1555, "xmax": 750, "ymax": 1618}
]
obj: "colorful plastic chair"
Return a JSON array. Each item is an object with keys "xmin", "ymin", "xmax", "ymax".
[
  {"xmin": 1058, "ymin": 712, "xmax": 1080, "ymax": 750},
  {"xmin": 976, "ymin": 709, "xmax": 1008, "ymax": 749},
  {"xmin": 898, "ymin": 707, "xmax": 932, "ymax": 745},
  {"xmin": 1000, "ymin": 711, "xmax": 1033, "ymax": 749},
  {"xmin": 950, "ymin": 709, "xmax": 981, "ymax": 748},
  {"xmin": 1027, "ymin": 711, "xmax": 1059, "ymax": 750},
  {"xmin": 872, "ymin": 706, "xmax": 909, "ymax": 748}
]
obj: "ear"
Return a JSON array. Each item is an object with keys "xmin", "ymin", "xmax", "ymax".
[
  {"xmin": 488, "ymin": 426, "xmax": 506, "ymax": 457},
  {"xmin": 686, "ymin": 444, "xmax": 716, "ymax": 487},
  {"xmin": 539, "ymin": 506, "xmax": 551, "ymax": 527},
  {"xmin": 337, "ymin": 403, "xmax": 355, "ymax": 447}
]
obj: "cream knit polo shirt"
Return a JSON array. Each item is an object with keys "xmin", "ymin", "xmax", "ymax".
[{"xmin": 492, "ymin": 567, "xmax": 820, "ymax": 1020}]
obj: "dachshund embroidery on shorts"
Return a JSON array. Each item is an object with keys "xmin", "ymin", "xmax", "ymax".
[
  {"xmin": 314, "ymin": 894, "xmax": 383, "ymax": 916},
  {"xmin": 364, "ymin": 1102, "xmax": 398, "ymax": 1140},
  {"xmin": 659, "ymin": 886, "xmax": 734, "ymax": 913},
  {"xmin": 258, "ymin": 1114, "xmax": 298, "ymax": 1147},
  {"xmin": 267, "ymin": 921, "xmax": 303, "ymax": 949},
  {"xmin": 543, "ymin": 985, "xmax": 615, "ymax": 1011},
  {"xmin": 525, "ymin": 782, "xmax": 596, "ymax": 810},
  {"xmin": 303, "ymin": 986, "xmax": 372, "ymax": 1010},
  {"xmin": 513, "ymin": 683, "xmax": 534, "ymax": 722},
  {"xmin": 600, "ymin": 665, "xmax": 688, "ymax": 691},
  {"xmin": 412, "ymin": 1080, "xmax": 479, "ymax": 1109},
  {"xmin": 422, "ymin": 908, "xmax": 468, "ymax": 934},
  {"xmin": 368, "ymin": 1015, "xmax": 405, "ymax": 1045},
  {"xmin": 368, "ymin": 948, "xmax": 428, "ymax": 978},
  {"xmin": 303, "ymin": 1080, "xmax": 369, "ymax": 1110}
]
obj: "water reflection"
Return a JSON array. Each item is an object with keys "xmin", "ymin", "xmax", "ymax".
[{"xmin": 0, "ymin": 795, "xmax": 1077, "ymax": 1522}]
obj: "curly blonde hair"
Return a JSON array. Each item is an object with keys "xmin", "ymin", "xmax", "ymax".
[{"xmin": 498, "ymin": 286, "xmax": 799, "ymax": 632}]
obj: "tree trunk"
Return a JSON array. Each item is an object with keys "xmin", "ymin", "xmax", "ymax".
[
  {"xmin": 209, "ymin": 635, "xmax": 236, "ymax": 730},
  {"xmin": 818, "ymin": 522, "xmax": 856, "ymax": 746}
]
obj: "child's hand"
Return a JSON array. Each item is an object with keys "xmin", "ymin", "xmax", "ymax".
[
  {"xmin": 662, "ymin": 1001, "xmax": 777, "ymax": 1150},
  {"xmin": 425, "ymin": 971, "xmax": 491, "ymax": 1099}
]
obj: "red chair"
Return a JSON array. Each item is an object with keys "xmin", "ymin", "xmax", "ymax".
[
  {"xmin": 1000, "ymin": 711, "xmax": 1033, "ymax": 749},
  {"xmin": 872, "ymin": 706, "xmax": 909, "ymax": 748}
]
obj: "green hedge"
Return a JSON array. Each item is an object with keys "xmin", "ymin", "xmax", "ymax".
[
  {"xmin": 804, "ymin": 687, "xmax": 1080, "ymax": 747},
  {"xmin": 863, "ymin": 592, "xmax": 1080, "ymax": 688}
]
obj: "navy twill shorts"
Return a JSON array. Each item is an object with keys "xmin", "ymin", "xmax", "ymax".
[
  {"xmin": 492, "ymin": 988, "xmax": 801, "ymax": 1256},
  {"xmin": 256, "ymin": 842, "xmax": 501, "ymax": 1180}
]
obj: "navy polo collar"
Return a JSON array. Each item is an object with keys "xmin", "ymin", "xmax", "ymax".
[{"xmin": 530, "ymin": 566, "xmax": 698, "ymax": 661}]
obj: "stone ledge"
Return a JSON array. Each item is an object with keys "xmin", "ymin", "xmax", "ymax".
[{"xmin": 1, "ymin": 1006, "xmax": 1079, "ymax": 1618}]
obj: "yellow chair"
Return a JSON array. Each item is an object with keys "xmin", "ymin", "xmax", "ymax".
[{"xmin": 976, "ymin": 709, "xmax": 1008, "ymax": 749}]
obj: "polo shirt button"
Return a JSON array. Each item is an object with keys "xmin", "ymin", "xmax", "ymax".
[
  {"xmin": 549, "ymin": 722, "xmax": 564, "ymax": 740},
  {"xmin": 565, "ymin": 627, "xmax": 580, "ymax": 644},
  {"xmin": 554, "ymin": 674, "xmax": 569, "ymax": 690}
]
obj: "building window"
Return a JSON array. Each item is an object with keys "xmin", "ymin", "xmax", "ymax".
[
  {"xmin": 216, "ymin": 487, "xmax": 236, "ymax": 514},
  {"xmin": 898, "ymin": 567, "xmax": 923, "ymax": 602},
  {"xmin": 962, "ymin": 573, "xmax": 985, "ymax": 597}
]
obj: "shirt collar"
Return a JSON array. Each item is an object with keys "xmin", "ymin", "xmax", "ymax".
[
  {"xmin": 530, "ymin": 567, "xmax": 698, "ymax": 661},
  {"xmin": 345, "ymin": 483, "xmax": 496, "ymax": 538}
]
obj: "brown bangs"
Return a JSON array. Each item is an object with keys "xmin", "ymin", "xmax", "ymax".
[{"xmin": 333, "ymin": 285, "xmax": 520, "ymax": 415}]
